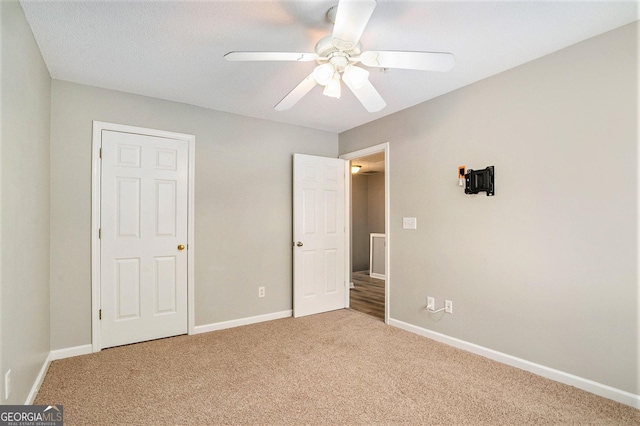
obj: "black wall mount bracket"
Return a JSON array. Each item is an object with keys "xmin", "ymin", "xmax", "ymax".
[{"xmin": 465, "ymin": 166, "xmax": 494, "ymax": 196}]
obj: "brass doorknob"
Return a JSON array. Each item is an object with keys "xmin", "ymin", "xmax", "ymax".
[
  {"xmin": 296, "ymin": 242, "xmax": 303, "ymax": 247},
  {"xmin": 178, "ymin": 244, "xmax": 185, "ymax": 251}
]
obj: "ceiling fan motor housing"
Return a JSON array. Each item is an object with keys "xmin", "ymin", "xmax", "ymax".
[{"xmin": 315, "ymin": 35, "xmax": 361, "ymax": 70}]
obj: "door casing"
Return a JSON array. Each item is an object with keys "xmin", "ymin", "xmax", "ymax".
[
  {"xmin": 91, "ymin": 121, "xmax": 196, "ymax": 352},
  {"xmin": 340, "ymin": 142, "xmax": 390, "ymax": 323}
]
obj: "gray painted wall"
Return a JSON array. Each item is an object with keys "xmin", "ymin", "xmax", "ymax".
[
  {"xmin": 339, "ymin": 23, "xmax": 638, "ymax": 394},
  {"xmin": 352, "ymin": 173, "xmax": 385, "ymax": 272},
  {"xmin": 1, "ymin": 0, "xmax": 51, "ymax": 404},
  {"xmin": 368, "ymin": 173, "xmax": 385, "ymax": 235},
  {"xmin": 49, "ymin": 80, "xmax": 338, "ymax": 350},
  {"xmin": 351, "ymin": 174, "xmax": 369, "ymax": 272}
]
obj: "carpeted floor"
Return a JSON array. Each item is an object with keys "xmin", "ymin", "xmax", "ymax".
[{"xmin": 36, "ymin": 309, "xmax": 639, "ymax": 425}]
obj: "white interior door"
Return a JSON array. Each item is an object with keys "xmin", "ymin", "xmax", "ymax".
[
  {"xmin": 100, "ymin": 130, "xmax": 189, "ymax": 349},
  {"xmin": 293, "ymin": 154, "xmax": 347, "ymax": 317}
]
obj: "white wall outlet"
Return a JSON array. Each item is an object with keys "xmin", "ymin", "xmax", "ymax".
[
  {"xmin": 427, "ymin": 297, "xmax": 435, "ymax": 311},
  {"xmin": 445, "ymin": 300, "xmax": 453, "ymax": 314},
  {"xmin": 402, "ymin": 217, "xmax": 417, "ymax": 230},
  {"xmin": 258, "ymin": 287, "xmax": 265, "ymax": 298},
  {"xmin": 5, "ymin": 369, "xmax": 11, "ymax": 400}
]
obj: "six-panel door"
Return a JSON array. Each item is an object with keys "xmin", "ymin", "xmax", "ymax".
[
  {"xmin": 100, "ymin": 130, "xmax": 188, "ymax": 349},
  {"xmin": 293, "ymin": 154, "xmax": 347, "ymax": 317}
]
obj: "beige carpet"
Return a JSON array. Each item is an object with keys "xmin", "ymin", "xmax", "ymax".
[{"xmin": 36, "ymin": 309, "xmax": 639, "ymax": 425}]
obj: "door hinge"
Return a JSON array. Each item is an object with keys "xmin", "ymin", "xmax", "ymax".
[
  {"xmin": 98, "ymin": 228, "xmax": 101, "ymax": 239},
  {"xmin": 99, "ymin": 147, "xmax": 102, "ymax": 159},
  {"xmin": 99, "ymin": 309, "xmax": 102, "ymax": 320}
]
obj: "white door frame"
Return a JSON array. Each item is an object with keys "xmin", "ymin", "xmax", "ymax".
[
  {"xmin": 91, "ymin": 121, "xmax": 196, "ymax": 352},
  {"xmin": 340, "ymin": 142, "xmax": 390, "ymax": 324}
]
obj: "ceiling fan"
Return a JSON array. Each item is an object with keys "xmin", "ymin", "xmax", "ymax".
[{"xmin": 224, "ymin": 0, "xmax": 455, "ymax": 112}]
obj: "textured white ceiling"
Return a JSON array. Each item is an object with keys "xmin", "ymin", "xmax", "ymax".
[{"xmin": 20, "ymin": 0, "xmax": 638, "ymax": 133}]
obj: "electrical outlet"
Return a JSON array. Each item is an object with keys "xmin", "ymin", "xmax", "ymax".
[
  {"xmin": 445, "ymin": 300, "xmax": 453, "ymax": 314},
  {"xmin": 5, "ymin": 369, "xmax": 11, "ymax": 400},
  {"xmin": 427, "ymin": 297, "xmax": 435, "ymax": 311},
  {"xmin": 258, "ymin": 287, "xmax": 265, "ymax": 298}
]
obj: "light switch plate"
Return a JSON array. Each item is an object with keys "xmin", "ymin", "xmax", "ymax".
[{"xmin": 402, "ymin": 217, "xmax": 417, "ymax": 229}]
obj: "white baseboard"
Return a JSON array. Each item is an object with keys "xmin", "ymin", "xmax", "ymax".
[
  {"xmin": 51, "ymin": 344, "xmax": 93, "ymax": 361},
  {"xmin": 370, "ymin": 273, "xmax": 386, "ymax": 280},
  {"xmin": 25, "ymin": 352, "xmax": 52, "ymax": 404},
  {"xmin": 27, "ymin": 345, "xmax": 93, "ymax": 403},
  {"xmin": 388, "ymin": 318, "xmax": 640, "ymax": 409},
  {"xmin": 193, "ymin": 310, "xmax": 292, "ymax": 335}
]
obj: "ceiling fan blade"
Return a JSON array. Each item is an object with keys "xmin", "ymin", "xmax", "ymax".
[
  {"xmin": 343, "ymin": 78, "xmax": 386, "ymax": 112},
  {"xmin": 332, "ymin": 0, "xmax": 377, "ymax": 48},
  {"xmin": 274, "ymin": 73, "xmax": 318, "ymax": 111},
  {"xmin": 225, "ymin": 51, "xmax": 318, "ymax": 62},
  {"xmin": 360, "ymin": 51, "xmax": 455, "ymax": 72}
]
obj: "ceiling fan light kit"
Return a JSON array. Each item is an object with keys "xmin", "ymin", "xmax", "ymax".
[
  {"xmin": 343, "ymin": 64, "xmax": 369, "ymax": 89},
  {"xmin": 323, "ymin": 74, "xmax": 342, "ymax": 99},
  {"xmin": 313, "ymin": 63, "xmax": 335, "ymax": 86},
  {"xmin": 224, "ymin": 0, "xmax": 455, "ymax": 112}
]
